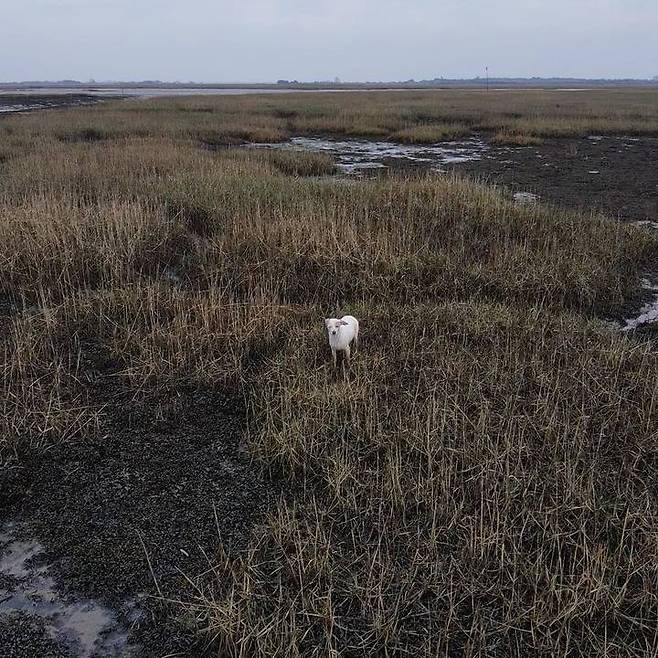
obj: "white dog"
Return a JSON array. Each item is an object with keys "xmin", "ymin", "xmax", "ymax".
[{"xmin": 324, "ymin": 315, "xmax": 359, "ymax": 369}]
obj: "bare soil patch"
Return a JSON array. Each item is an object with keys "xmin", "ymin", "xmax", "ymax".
[
  {"xmin": 1, "ymin": 340, "xmax": 282, "ymax": 657},
  {"xmin": 455, "ymin": 135, "xmax": 658, "ymax": 223},
  {"xmin": 0, "ymin": 94, "xmax": 105, "ymax": 115}
]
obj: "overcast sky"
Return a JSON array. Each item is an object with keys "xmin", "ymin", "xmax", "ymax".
[{"xmin": 2, "ymin": 0, "xmax": 657, "ymax": 82}]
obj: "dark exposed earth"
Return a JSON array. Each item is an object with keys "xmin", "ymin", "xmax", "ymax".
[
  {"xmin": 0, "ymin": 94, "xmax": 105, "ymax": 115},
  {"xmin": 1, "ymin": 339, "xmax": 281, "ymax": 657},
  {"xmin": 455, "ymin": 135, "xmax": 658, "ymax": 223},
  {"xmin": 455, "ymin": 135, "xmax": 658, "ymax": 328},
  {"xmin": 1, "ymin": 103, "xmax": 658, "ymax": 656}
]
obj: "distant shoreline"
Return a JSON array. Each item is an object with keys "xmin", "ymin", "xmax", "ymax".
[
  {"xmin": 2, "ymin": 84, "xmax": 656, "ymax": 115},
  {"xmin": 2, "ymin": 78, "xmax": 658, "ymax": 93}
]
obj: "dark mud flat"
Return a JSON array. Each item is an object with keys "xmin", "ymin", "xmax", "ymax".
[
  {"xmin": 0, "ymin": 613, "xmax": 72, "ymax": 658},
  {"xmin": 0, "ymin": 94, "xmax": 106, "ymax": 115},
  {"xmin": 1, "ymin": 341, "xmax": 281, "ymax": 657},
  {"xmin": 0, "ymin": 522, "xmax": 133, "ymax": 657},
  {"xmin": 454, "ymin": 135, "xmax": 658, "ymax": 223}
]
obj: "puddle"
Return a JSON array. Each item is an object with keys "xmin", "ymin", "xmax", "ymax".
[
  {"xmin": 622, "ymin": 278, "xmax": 658, "ymax": 333},
  {"xmin": 634, "ymin": 220, "xmax": 658, "ymax": 231},
  {"xmin": 513, "ymin": 192, "xmax": 539, "ymax": 204},
  {"xmin": 250, "ymin": 135, "xmax": 489, "ymax": 174},
  {"xmin": 0, "ymin": 522, "xmax": 136, "ymax": 657}
]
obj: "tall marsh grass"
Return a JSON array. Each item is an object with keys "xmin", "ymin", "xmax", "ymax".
[{"xmin": 1, "ymin": 93, "xmax": 657, "ymax": 656}]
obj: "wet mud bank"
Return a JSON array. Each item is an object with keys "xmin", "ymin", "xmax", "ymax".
[
  {"xmin": 455, "ymin": 135, "xmax": 658, "ymax": 224},
  {"xmin": 0, "ymin": 94, "xmax": 108, "ymax": 115},
  {"xmin": 251, "ymin": 135, "xmax": 490, "ymax": 173},
  {"xmin": 1, "ymin": 341, "xmax": 282, "ymax": 657}
]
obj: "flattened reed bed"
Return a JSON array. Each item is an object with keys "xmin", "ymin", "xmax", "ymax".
[{"xmin": 1, "ymin": 94, "xmax": 658, "ymax": 657}]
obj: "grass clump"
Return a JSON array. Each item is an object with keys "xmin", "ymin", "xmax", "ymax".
[
  {"xmin": 188, "ymin": 304, "xmax": 658, "ymax": 657},
  {"xmin": 392, "ymin": 122, "xmax": 470, "ymax": 143},
  {"xmin": 1, "ymin": 308, "xmax": 100, "ymax": 458},
  {"xmin": 57, "ymin": 126, "xmax": 114, "ymax": 142},
  {"xmin": 265, "ymin": 149, "xmax": 336, "ymax": 177},
  {"xmin": 491, "ymin": 131, "xmax": 544, "ymax": 146}
]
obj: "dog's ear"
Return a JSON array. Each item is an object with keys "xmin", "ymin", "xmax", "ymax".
[
  {"xmin": 340, "ymin": 320, "xmax": 349, "ymax": 325},
  {"xmin": 324, "ymin": 318, "xmax": 331, "ymax": 328}
]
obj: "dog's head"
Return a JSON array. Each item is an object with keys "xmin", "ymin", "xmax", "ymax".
[{"xmin": 324, "ymin": 318, "xmax": 348, "ymax": 337}]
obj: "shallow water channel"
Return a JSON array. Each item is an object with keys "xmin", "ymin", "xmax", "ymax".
[{"xmin": 251, "ymin": 135, "xmax": 490, "ymax": 173}]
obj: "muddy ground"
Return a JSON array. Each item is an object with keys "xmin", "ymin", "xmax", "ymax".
[
  {"xmin": 0, "ymin": 94, "xmax": 108, "ymax": 115},
  {"xmin": 1, "ymin": 339, "xmax": 282, "ymax": 657},
  {"xmin": 1, "ymin": 129, "xmax": 657, "ymax": 657},
  {"xmin": 268, "ymin": 133, "xmax": 658, "ymax": 223},
  {"xmin": 454, "ymin": 135, "xmax": 658, "ymax": 224}
]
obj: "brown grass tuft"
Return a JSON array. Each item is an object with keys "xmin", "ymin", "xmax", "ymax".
[{"xmin": 491, "ymin": 132, "xmax": 544, "ymax": 146}]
